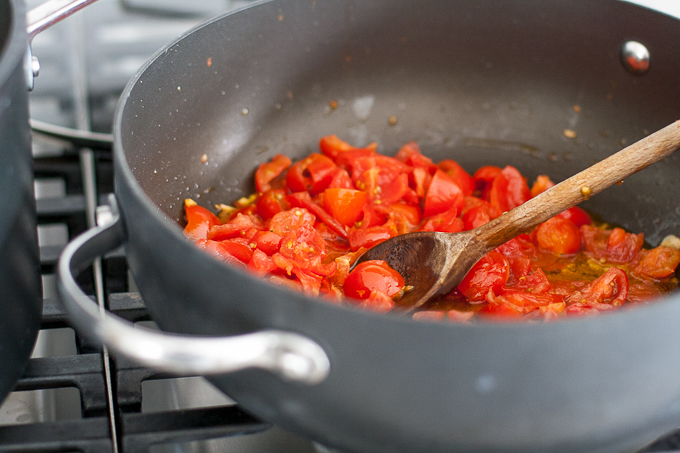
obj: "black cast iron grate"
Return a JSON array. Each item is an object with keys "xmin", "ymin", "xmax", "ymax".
[{"xmin": 0, "ymin": 149, "xmax": 270, "ymax": 453}]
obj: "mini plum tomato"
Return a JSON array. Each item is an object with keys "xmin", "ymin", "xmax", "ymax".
[
  {"xmin": 343, "ymin": 260, "xmax": 405, "ymax": 301},
  {"xmin": 536, "ymin": 217, "xmax": 581, "ymax": 255},
  {"xmin": 457, "ymin": 251, "xmax": 509, "ymax": 301}
]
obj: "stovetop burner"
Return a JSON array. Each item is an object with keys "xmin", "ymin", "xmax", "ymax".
[{"xmin": 2, "ymin": 0, "xmax": 680, "ymax": 451}]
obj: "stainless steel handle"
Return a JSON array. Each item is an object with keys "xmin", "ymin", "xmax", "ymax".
[
  {"xmin": 57, "ymin": 199, "xmax": 330, "ymax": 385},
  {"xmin": 26, "ymin": 0, "xmax": 101, "ymax": 40}
]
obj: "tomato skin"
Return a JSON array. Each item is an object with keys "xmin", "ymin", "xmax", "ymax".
[
  {"xmin": 606, "ymin": 227, "xmax": 644, "ymax": 263},
  {"xmin": 322, "ymin": 188, "xmax": 369, "ymax": 227},
  {"xmin": 511, "ymin": 268, "xmax": 551, "ymax": 293},
  {"xmin": 535, "ymin": 217, "xmax": 581, "ymax": 255},
  {"xmin": 418, "ymin": 205, "xmax": 464, "ymax": 233},
  {"xmin": 423, "ymin": 169, "xmax": 465, "ymax": 218},
  {"xmin": 256, "ymin": 189, "xmax": 289, "ymax": 220},
  {"xmin": 202, "ymin": 240, "xmax": 251, "ymax": 267},
  {"xmin": 255, "ymin": 154, "xmax": 292, "ymax": 193},
  {"xmin": 457, "ymin": 251, "xmax": 509, "ymax": 301},
  {"xmin": 319, "ymin": 134, "xmax": 376, "ymax": 160},
  {"xmin": 488, "ymin": 166, "xmax": 531, "ymax": 213},
  {"xmin": 556, "ymin": 206, "xmax": 592, "ymax": 227},
  {"xmin": 438, "ymin": 160, "xmax": 474, "ymax": 196},
  {"xmin": 347, "ymin": 223, "xmax": 397, "ymax": 251},
  {"xmin": 208, "ymin": 213, "xmax": 261, "ymax": 241},
  {"xmin": 343, "ymin": 260, "xmax": 405, "ymax": 300},
  {"xmin": 634, "ymin": 246, "xmax": 680, "ymax": 279},
  {"xmin": 579, "ymin": 267, "xmax": 629, "ymax": 308},
  {"xmin": 286, "ymin": 153, "xmax": 338, "ymax": 195},
  {"xmin": 184, "ymin": 201, "xmax": 221, "ymax": 242},
  {"xmin": 580, "ymin": 225, "xmax": 609, "ymax": 260}
]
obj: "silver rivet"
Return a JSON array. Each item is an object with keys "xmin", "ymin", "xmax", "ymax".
[
  {"xmin": 620, "ymin": 41, "xmax": 650, "ymax": 75},
  {"xmin": 31, "ymin": 56, "xmax": 40, "ymax": 78}
]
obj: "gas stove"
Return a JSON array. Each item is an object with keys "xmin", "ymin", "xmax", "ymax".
[{"xmin": 2, "ymin": 0, "xmax": 680, "ymax": 452}]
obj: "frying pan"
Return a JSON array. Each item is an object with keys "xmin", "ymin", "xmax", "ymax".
[{"xmin": 58, "ymin": 1, "xmax": 680, "ymax": 451}]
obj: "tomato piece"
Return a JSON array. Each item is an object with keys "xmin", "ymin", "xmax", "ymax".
[
  {"xmin": 394, "ymin": 141, "xmax": 437, "ymax": 172},
  {"xmin": 322, "ymin": 188, "xmax": 369, "ymax": 227},
  {"xmin": 511, "ymin": 268, "xmax": 551, "ymax": 293},
  {"xmin": 327, "ymin": 168, "xmax": 354, "ymax": 189},
  {"xmin": 253, "ymin": 230, "xmax": 283, "ymax": 255},
  {"xmin": 208, "ymin": 213, "xmax": 261, "ymax": 241},
  {"xmin": 255, "ymin": 154, "xmax": 292, "ymax": 193},
  {"xmin": 473, "ymin": 165, "xmax": 503, "ymax": 186},
  {"xmin": 347, "ymin": 222, "xmax": 398, "ymax": 251},
  {"xmin": 580, "ymin": 225, "xmax": 609, "ymax": 260},
  {"xmin": 412, "ymin": 310, "xmax": 446, "ymax": 321},
  {"xmin": 488, "ymin": 166, "xmax": 530, "ymax": 213},
  {"xmin": 423, "ymin": 169, "xmax": 465, "ymax": 218},
  {"xmin": 418, "ymin": 205, "xmax": 464, "ymax": 233},
  {"xmin": 580, "ymin": 267, "xmax": 629, "ymax": 307},
  {"xmin": 410, "ymin": 167, "xmax": 432, "ymax": 198},
  {"xmin": 203, "ymin": 240, "xmax": 251, "ymax": 267},
  {"xmin": 388, "ymin": 203, "xmax": 421, "ymax": 232},
  {"xmin": 256, "ymin": 189, "xmax": 289, "ymax": 220},
  {"xmin": 184, "ymin": 199, "xmax": 221, "ymax": 242},
  {"xmin": 379, "ymin": 173, "xmax": 410, "ymax": 205},
  {"xmin": 248, "ymin": 248, "xmax": 278, "ymax": 274},
  {"xmin": 535, "ymin": 217, "xmax": 581, "ymax": 255},
  {"xmin": 530, "ymin": 175, "xmax": 555, "ymax": 198},
  {"xmin": 462, "ymin": 205, "xmax": 495, "ymax": 230},
  {"xmin": 344, "ymin": 260, "xmax": 405, "ymax": 300},
  {"xmin": 351, "ymin": 155, "xmax": 411, "ymax": 187},
  {"xmin": 500, "ymin": 289, "xmax": 564, "ymax": 309},
  {"xmin": 457, "ymin": 251, "xmax": 509, "ymax": 301},
  {"xmin": 319, "ymin": 135, "xmax": 376, "ymax": 160},
  {"xmin": 634, "ymin": 246, "xmax": 680, "ymax": 279},
  {"xmin": 358, "ymin": 204, "xmax": 388, "ymax": 228},
  {"xmin": 356, "ymin": 290, "xmax": 396, "ymax": 313},
  {"xmin": 556, "ymin": 206, "xmax": 592, "ymax": 227},
  {"xmin": 268, "ymin": 207, "xmax": 316, "ymax": 236},
  {"xmin": 606, "ymin": 227, "xmax": 644, "ymax": 263},
  {"xmin": 286, "ymin": 192, "xmax": 348, "ymax": 240},
  {"xmin": 438, "ymin": 160, "xmax": 475, "ymax": 196},
  {"xmin": 286, "ymin": 153, "xmax": 338, "ymax": 195}
]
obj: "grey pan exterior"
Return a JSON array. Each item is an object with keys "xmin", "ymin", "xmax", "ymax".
[
  {"xmin": 0, "ymin": 0, "xmax": 42, "ymax": 405},
  {"xmin": 100, "ymin": 0, "xmax": 680, "ymax": 451}
]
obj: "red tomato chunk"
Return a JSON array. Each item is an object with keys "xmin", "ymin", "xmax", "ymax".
[{"xmin": 183, "ymin": 136, "xmax": 680, "ymax": 320}]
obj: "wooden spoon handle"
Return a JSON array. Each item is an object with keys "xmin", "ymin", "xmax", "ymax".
[{"xmin": 474, "ymin": 120, "xmax": 680, "ymax": 251}]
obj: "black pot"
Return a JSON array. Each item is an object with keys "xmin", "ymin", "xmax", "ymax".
[
  {"xmin": 0, "ymin": 0, "xmax": 42, "ymax": 405},
  {"xmin": 58, "ymin": 1, "xmax": 680, "ymax": 452}
]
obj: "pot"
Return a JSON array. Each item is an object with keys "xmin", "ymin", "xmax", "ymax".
[
  {"xmin": 0, "ymin": 0, "xmax": 41, "ymax": 405},
  {"xmin": 0, "ymin": 0, "xmax": 102, "ymax": 405},
  {"xmin": 58, "ymin": 1, "xmax": 680, "ymax": 452}
]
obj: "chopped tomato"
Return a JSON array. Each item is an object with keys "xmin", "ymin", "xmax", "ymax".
[
  {"xmin": 635, "ymin": 246, "xmax": 680, "ymax": 279},
  {"xmin": 347, "ymin": 222, "xmax": 397, "ymax": 251},
  {"xmin": 536, "ymin": 217, "xmax": 581, "ymax": 255},
  {"xmin": 255, "ymin": 154, "xmax": 292, "ymax": 193},
  {"xmin": 457, "ymin": 251, "xmax": 509, "ymax": 301},
  {"xmin": 419, "ymin": 205, "xmax": 464, "ymax": 233},
  {"xmin": 184, "ymin": 200, "xmax": 220, "ymax": 242},
  {"xmin": 556, "ymin": 206, "xmax": 592, "ymax": 227},
  {"xmin": 322, "ymin": 188, "xmax": 369, "ymax": 227},
  {"xmin": 286, "ymin": 153, "xmax": 338, "ymax": 195},
  {"xmin": 256, "ymin": 189, "xmax": 289, "ymax": 220},
  {"xmin": 423, "ymin": 169, "xmax": 465, "ymax": 218},
  {"xmin": 488, "ymin": 166, "xmax": 531, "ymax": 213},
  {"xmin": 438, "ymin": 159, "xmax": 475, "ymax": 196},
  {"xmin": 394, "ymin": 141, "xmax": 436, "ymax": 172},
  {"xmin": 344, "ymin": 260, "xmax": 405, "ymax": 300},
  {"xmin": 319, "ymin": 134, "xmax": 376, "ymax": 160},
  {"xmin": 286, "ymin": 192, "xmax": 348, "ymax": 240},
  {"xmin": 606, "ymin": 227, "xmax": 644, "ymax": 264},
  {"xmin": 579, "ymin": 267, "xmax": 629, "ymax": 308}
]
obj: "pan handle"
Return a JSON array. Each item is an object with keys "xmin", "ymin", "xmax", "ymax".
[{"xmin": 56, "ymin": 198, "xmax": 330, "ymax": 385}]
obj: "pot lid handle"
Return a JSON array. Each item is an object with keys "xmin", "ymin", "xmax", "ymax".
[{"xmin": 57, "ymin": 197, "xmax": 331, "ymax": 385}]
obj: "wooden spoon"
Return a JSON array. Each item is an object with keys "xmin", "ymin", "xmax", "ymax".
[{"xmin": 355, "ymin": 121, "xmax": 680, "ymax": 311}]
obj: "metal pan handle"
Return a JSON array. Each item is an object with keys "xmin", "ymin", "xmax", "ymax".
[{"xmin": 56, "ymin": 198, "xmax": 330, "ymax": 385}]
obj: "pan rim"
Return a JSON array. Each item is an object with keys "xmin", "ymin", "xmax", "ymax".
[{"xmin": 111, "ymin": 0, "xmax": 680, "ymax": 330}]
